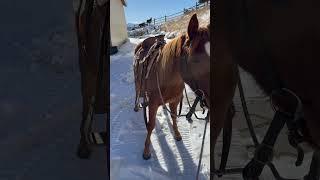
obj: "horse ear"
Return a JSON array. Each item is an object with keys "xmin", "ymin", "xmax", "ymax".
[{"xmin": 187, "ymin": 14, "xmax": 199, "ymax": 40}]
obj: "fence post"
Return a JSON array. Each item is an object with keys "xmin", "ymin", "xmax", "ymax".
[
  {"xmin": 165, "ymin": 15, "xmax": 167, "ymax": 22},
  {"xmin": 196, "ymin": 2, "xmax": 198, "ymax": 9}
]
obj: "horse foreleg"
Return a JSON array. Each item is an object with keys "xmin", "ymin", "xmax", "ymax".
[
  {"xmin": 134, "ymin": 88, "xmax": 140, "ymax": 112},
  {"xmin": 304, "ymin": 150, "xmax": 320, "ymax": 180},
  {"xmin": 143, "ymin": 102, "xmax": 157, "ymax": 160},
  {"xmin": 169, "ymin": 98, "xmax": 182, "ymax": 141},
  {"xmin": 178, "ymin": 96, "xmax": 183, "ymax": 116},
  {"xmin": 77, "ymin": 52, "xmax": 95, "ymax": 159},
  {"xmin": 77, "ymin": 94, "xmax": 93, "ymax": 159},
  {"xmin": 211, "ymin": 101, "xmax": 230, "ymax": 177},
  {"xmin": 218, "ymin": 103, "xmax": 235, "ymax": 176}
]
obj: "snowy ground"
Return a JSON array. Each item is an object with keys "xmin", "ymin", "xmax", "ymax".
[
  {"xmin": 110, "ymin": 37, "xmax": 314, "ymax": 180},
  {"xmin": 127, "ymin": 25, "xmax": 162, "ymax": 38}
]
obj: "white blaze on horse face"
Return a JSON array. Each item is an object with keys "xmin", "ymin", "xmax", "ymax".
[{"xmin": 205, "ymin": 42, "xmax": 210, "ymax": 56}]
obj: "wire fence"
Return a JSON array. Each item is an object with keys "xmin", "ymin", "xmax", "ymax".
[{"xmin": 153, "ymin": 1, "xmax": 210, "ymax": 26}]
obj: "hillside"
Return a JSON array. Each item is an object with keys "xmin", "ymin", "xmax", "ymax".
[{"xmin": 160, "ymin": 6, "xmax": 210, "ymax": 33}]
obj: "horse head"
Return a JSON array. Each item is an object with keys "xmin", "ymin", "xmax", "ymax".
[{"xmin": 180, "ymin": 14, "xmax": 210, "ymax": 103}]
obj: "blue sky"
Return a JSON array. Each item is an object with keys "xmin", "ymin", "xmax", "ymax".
[{"xmin": 124, "ymin": 0, "xmax": 197, "ymax": 24}]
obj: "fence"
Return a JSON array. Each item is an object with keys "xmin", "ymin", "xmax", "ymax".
[{"xmin": 153, "ymin": 1, "xmax": 210, "ymax": 26}]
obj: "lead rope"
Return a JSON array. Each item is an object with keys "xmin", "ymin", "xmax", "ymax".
[
  {"xmin": 196, "ymin": 113, "xmax": 210, "ymax": 180},
  {"xmin": 156, "ymin": 69, "xmax": 209, "ymax": 179},
  {"xmin": 155, "ymin": 71, "xmax": 207, "ymax": 120}
]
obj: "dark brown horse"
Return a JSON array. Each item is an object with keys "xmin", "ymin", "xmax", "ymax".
[
  {"xmin": 75, "ymin": 0, "xmax": 108, "ymax": 158},
  {"xmin": 216, "ymin": 0, "xmax": 320, "ymax": 179},
  {"xmin": 179, "ymin": 13, "xmax": 238, "ymax": 173}
]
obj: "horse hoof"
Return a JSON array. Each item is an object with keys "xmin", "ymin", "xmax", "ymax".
[
  {"xmin": 77, "ymin": 143, "xmax": 92, "ymax": 159},
  {"xmin": 175, "ymin": 136, "xmax": 182, "ymax": 141},
  {"xmin": 143, "ymin": 153, "xmax": 151, "ymax": 160},
  {"xmin": 134, "ymin": 106, "xmax": 139, "ymax": 112}
]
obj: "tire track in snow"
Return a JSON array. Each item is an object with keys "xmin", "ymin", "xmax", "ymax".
[{"xmin": 110, "ymin": 109, "xmax": 123, "ymax": 151}]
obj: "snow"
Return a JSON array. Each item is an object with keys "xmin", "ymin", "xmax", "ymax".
[
  {"xmin": 165, "ymin": 31, "xmax": 180, "ymax": 39},
  {"xmin": 127, "ymin": 24, "xmax": 162, "ymax": 38}
]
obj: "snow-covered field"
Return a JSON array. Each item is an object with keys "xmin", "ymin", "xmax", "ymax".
[{"xmin": 127, "ymin": 24, "xmax": 162, "ymax": 38}]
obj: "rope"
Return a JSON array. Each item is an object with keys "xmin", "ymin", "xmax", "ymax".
[
  {"xmin": 155, "ymin": 71, "xmax": 208, "ymax": 120},
  {"xmin": 237, "ymin": 67, "xmax": 260, "ymax": 147},
  {"xmin": 184, "ymin": 86, "xmax": 208, "ymax": 121},
  {"xmin": 156, "ymin": 72, "xmax": 209, "ymax": 179},
  {"xmin": 155, "ymin": 71, "xmax": 187, "ymax": 118},
  {"xmin": 196, "ymin": 114, "xmax": 209, "ymax": 180}
]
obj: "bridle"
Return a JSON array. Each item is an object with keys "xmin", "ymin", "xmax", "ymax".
[
  {"xmin": 180, "ymin": 36, "xmax": 209, "ymax": 111},
  {"xmin": 176, "ymin": 36, "xmax": 212, "ymax": 180}
]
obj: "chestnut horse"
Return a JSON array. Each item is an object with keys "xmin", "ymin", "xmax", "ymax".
[
  {"xmin": 134, "ymin": 32, "xmax": 185, "ymax": 160},
  {"xmin": 216, "ymin": 0, "xmax": 320, "ymax": 178},
  {"xmin": 134, "ymin": 14, "xmax": 227, "ymax": 160}
]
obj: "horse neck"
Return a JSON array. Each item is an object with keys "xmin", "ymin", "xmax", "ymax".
[{"xmin": 157, "ymin": 46, "xmax": 183, "ymax": 87}]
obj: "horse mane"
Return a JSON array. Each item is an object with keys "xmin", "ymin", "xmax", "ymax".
[
  {"xmin": 158, "ymin": 27, "xmax": 209, "ymax": 77},
  {"xmin": 159, "ymin": 34, "xmax": 186, "ymax": 71}
]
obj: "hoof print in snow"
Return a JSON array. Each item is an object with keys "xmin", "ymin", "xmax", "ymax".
[
  {"xmin": 77, "ymin": 143, "xmax": 92, "ymax": 159},
  {"xmin": 134, "ymin": 106, "xmax": 139, "ymax": 112},
  {"xmin": 143, "ymin": 153, "xmax": 151, "ymax": 160}
]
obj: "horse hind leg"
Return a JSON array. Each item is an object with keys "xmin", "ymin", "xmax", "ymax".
[
  {"xmin": 169, "ymin": 99, "xmax": 182, "ymax": 141},
  {"xmin": 304, "ymin": 150, "xmax": 320, "ymax": 180},
  {"xmin": 143, "ymin": 101, "xmax": 157, "ymax": 160},
  {"xmin": 77, "ymin": 96, "xmax": 93, "ymax": 159},
  {"xmin": 218, "ymin": 103, "xmax": 235, "ymax": 175},
  {"xmin": 134, "ymin": 89, "xmax": 140, "ymax": 112},
  {"xmin": 211, "ymin": 101, "xmax": 231, "ymax": 177}
]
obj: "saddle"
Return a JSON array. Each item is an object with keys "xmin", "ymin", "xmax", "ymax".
[
  {"xmin": 134, "ymin": 35, "xmax": 165, "ymax": 60},
  {"xmin": 133, "ymin": 35, "xmax": 166, "ymax": 110}
]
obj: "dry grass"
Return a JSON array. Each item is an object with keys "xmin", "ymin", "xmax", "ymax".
[{"xmin": 160, "ymin": 6, "xmax": 210, "ymax": 33}]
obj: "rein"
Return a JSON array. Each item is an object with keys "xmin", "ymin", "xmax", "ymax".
[{"xmin": 155, "ymin": 70, "xmax": 208, "ymax": 120}]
